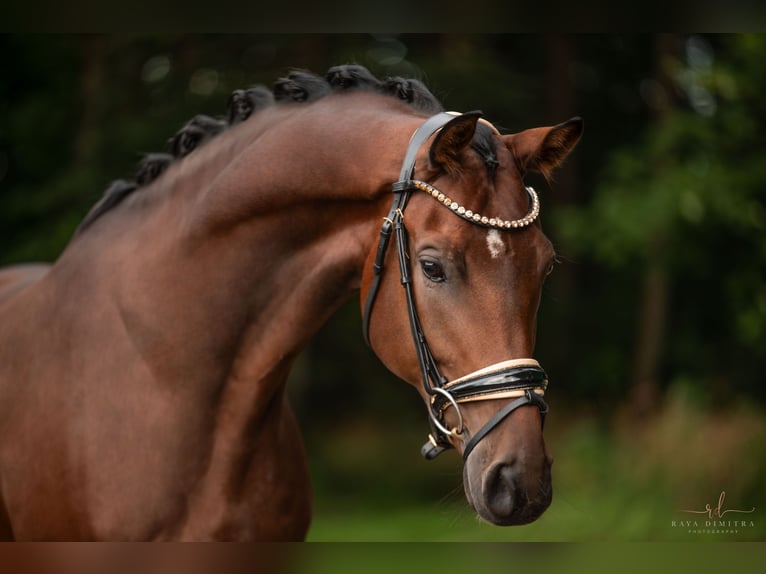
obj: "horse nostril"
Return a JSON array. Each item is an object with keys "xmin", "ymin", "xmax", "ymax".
[{"xmin": 484, "ymin": 463, "xmax": 522, "ymax": 519}]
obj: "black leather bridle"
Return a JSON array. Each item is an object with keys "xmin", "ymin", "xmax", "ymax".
[{"xmin": 362, "ymin": 111, "xmax": 549, "ymax": 461}]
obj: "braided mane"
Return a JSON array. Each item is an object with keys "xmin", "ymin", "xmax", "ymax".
[{"xmin": 76, "ymin": 64, "xmax": 497, "ymax": 234}]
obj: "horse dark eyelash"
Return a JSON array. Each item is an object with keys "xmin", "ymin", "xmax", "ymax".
[{"xmin": 421, "ymin": 259, "xmax": 447, "ymax": 283}]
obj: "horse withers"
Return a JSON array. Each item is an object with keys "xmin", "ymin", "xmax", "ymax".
[{"xmin": 0, "ymin": 65, "xmax": 581, "ymax": 540}]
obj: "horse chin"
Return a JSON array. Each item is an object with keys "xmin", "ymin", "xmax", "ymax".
[{"xmin": 462, "ymin": 453, "xmax": 553, "ymax": 526}]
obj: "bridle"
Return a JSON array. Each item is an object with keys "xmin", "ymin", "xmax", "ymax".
[{"xmin": 362, "ymin": 111, "xmax": 549, "ymax": 461}]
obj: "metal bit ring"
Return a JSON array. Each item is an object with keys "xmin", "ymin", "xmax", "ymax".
[{"xmin": 429, "ymin": 387, "xmax": 464, "ymax": 438}]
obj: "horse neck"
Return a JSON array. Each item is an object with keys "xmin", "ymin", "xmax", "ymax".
[
  {"xmin": 73, "ymin": 95, "xmax": 423, "ymax": 398},
  {"xmin": 187, "ymin": 95, "xmax": 421, "ymax": 351}
]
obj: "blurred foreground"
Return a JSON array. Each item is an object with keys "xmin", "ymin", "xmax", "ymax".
[{"xmin": 305, "ymin": 382, "xmax": 765, "ymax": 541}]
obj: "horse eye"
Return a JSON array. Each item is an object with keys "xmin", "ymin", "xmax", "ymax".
[
  {"xmin": 545, "ymin": 261, "xmax": 556, "ymax": 276},
  {"xmin": 421, "ymin": 259, "xmax": 446, "ymax": 282}
]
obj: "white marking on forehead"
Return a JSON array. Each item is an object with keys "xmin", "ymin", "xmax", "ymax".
[{"xmin": 486, "ymin": 229, "xmax": 506, "ymax": 259}]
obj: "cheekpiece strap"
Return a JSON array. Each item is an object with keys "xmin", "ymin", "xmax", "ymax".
[{"xmin": 362, "ymin": 112, "xmax": 466, "ymax": 348}]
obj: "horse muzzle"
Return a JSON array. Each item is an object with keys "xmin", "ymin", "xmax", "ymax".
[
  {"xmin": 432, "ymin": 359, "xmax": 552, "ymax": 526},
  {"xmin": 465, "ymin": 450, "xmax": 553, "ymax": 526}
]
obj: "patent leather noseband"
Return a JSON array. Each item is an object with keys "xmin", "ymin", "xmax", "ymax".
[{"xmin": 362, "ymin": 111, "xmax": 549, "ymax": 460}]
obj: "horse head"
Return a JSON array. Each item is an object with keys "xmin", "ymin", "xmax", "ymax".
[{"xmin": 362, "ymin": 111, "xmax": 582, "ymax": 526}]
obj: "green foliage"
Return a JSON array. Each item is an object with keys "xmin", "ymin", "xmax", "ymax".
[
  {"xmin": 551, "ymin": 34, "xmax": 766, "ymax": 402},
  {"xmin": 557, "ymin": 40, "xmax": 765, "ymax": 266}
]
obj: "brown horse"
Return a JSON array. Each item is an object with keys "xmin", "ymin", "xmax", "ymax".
[{"xmin": 0, "ymin": 65, "xmax": 581, "ymax": 540}]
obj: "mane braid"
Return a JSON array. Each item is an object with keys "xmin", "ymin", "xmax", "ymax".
[
  {"xmin": 136, "ymin": 153, "xmax": 173, "ymax": 186},
  {"xmin": 273, "ymin": 71, "xmax": 331, "ymax": 103},
  {"xmin": 227, "ymin": 86, "xmax": 274, "ymax": 124},
  {"xmin": 74, "ymin": 64, "xmax": 497, "ymax": 235},
  {"xmin": 171, "ymin": 115, "xmax": 227, "ymax": 158},
  {"xmin": 381, "ymin": 77, "xmax": 443, "ymax": 114},
  {"xmin": 75, "ymin": 179, "xmax": 138, "ymax": 234},
  {"xmin": 326, "ymin": 64, "xmax": 383, "ymax": 91}
]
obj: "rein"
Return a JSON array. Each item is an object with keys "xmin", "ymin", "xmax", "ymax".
[{"xmin": 362, "ymin": 112, "xmax": 549, "ymax": 461}]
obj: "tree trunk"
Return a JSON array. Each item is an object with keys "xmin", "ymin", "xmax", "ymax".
[{"xmin": 627, "ymin": 34, "xmax": 678, "ymax": 418}]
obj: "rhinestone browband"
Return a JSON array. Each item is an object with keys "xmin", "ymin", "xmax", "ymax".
[{"xmin": 411, "ymin": 180, "xmax": 540, "ymax": 231}]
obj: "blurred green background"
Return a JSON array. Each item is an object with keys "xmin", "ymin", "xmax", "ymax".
[{"xmin": 1, "ymin": 34, "xmax": 764, "ymax": 541}]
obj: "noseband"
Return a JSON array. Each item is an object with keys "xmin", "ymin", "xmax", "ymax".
[{"xmin": 362, "ymin": 112, "xmax": 549, "ymax": 461}]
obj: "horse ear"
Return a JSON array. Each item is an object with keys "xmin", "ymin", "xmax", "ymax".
[
  {"xmin": 428, "ymin": 111, "xmax": 482, "ymax": 173},
  {"xmin": 506, "ymin": 117, "xmax": 583, "ymax": 179}
]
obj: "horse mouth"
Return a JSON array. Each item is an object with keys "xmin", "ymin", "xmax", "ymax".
[{"xmin": 464, "ymin": 461, "xmax": 553, "ymax": 526}]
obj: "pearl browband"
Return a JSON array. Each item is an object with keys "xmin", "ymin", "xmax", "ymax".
[{"xmin": 411, "ymin": 180, "xmax": 541, "ymax": 231}]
